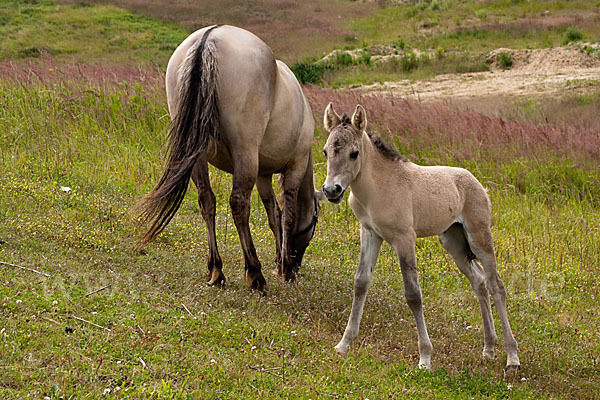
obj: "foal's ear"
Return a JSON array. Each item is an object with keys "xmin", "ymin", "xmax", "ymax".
[
  {"xmin": 351, "ymin": 104, "xmax": 367, "ymax": 133},
  {"xmin": 323, "ymin": 103, "xmax": 342, "ymax": 132}
]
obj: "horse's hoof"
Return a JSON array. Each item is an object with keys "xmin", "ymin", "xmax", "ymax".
[
  {"xmin": 246, "ymin": 271, "xmax": 267, "ymax": 292},
  {"xmin": 284, "ymin": 270, "xmax": 296, "ymax": 283},
  {"xmin": 206, "ymin": 269, "xmax": 226, "ymax": 286},
  {"xmin": 277, "ymin": 266, "xmax": 297, "ymax": 283}
]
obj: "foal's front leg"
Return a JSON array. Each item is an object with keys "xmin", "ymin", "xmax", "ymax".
[
  {"xmin": 335, "ymin": 226, "xmax": 382, "ymax": 354},
  {"xmin": 393, "ymin": 233, "xmax": 433, "ymax": 370}
]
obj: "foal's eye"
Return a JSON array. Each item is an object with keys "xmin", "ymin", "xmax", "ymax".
[
  {"xmin": 323, "ymin": 150, "xmax": 328, "ymax": 159},
  {"xmin": 350, "ymin": 151, "xmax": 359, "ymax": 159}
]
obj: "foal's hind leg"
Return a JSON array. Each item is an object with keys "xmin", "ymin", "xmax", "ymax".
[
  {"xmin": 463, "ymin": 219, "xmax": 520, "ymax": 370},
  {"xmin": 229, "ymin": 154, "xmax": 267, "ymax": 291},
  {"xmin": 439, "ymin": 224, "xmax": 497, "ymax": 360},
  {"xmin": 393, "ymin": 232, "xmax": 433, "ymax": 370},
  {"xmin": 191, "ymin": 157, "xmax": 225, "ymax": 286},
  {"xmin": 256, "ymin": 175, "xmax": 283, "ymax": 272}
]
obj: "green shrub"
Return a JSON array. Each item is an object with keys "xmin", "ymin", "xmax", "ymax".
[
  {"xmin": 475, "ymin": 9, "xmax": 487, "ymax": 20},
  {"xmin": 498, "ymin": 52, "xmax": 513, "ymax": 70},
  {"xmin": 563, "ymin": 26, "xmax": 583, "ymax": 44},
  {"xmin": 357, "ymin": 52, "xmax": 372, "ymax": 66},
  {"xmin": 401, "ymin": 51, "xmax": 419, "ymax": 71},
  {"xmin": 290, "ymin": 62, "xmax": 327, "ymax": 84},
  {"xmin": 435, "ymin": 46, "xmax": 445, "ymax": 59},
  {"xmin": 392, "ymin": 38, "xmax": 406, "ymax": 49},
  {"xmin": 415, "ymin": 2, "xmax": 428, "ymax": 11},
  {"xmin": 334, "ymin": 52, "xmax": 354, "ymax": 67}
]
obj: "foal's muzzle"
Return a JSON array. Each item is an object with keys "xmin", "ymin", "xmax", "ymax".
[{"xmin": 322, "ymin": 184, "xmax": 345, "ymax": 204}]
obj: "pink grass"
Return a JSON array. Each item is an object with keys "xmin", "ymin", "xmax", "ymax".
[{"xmin": 304, "ymin": 86, "xmax": 600, "ymax": 163}]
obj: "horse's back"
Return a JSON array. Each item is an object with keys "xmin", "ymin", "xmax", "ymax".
[
  {"xmin": 167, "ymin": 25, "xmax": 276, "ymax": 120},
  {"xmin": 166, "ymin": 25, "xmax": 312, "ymax": 174}
]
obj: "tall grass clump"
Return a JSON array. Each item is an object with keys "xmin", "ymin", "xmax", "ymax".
[
  {"xmin": 0, "ymin": 71, "xmax": 167, "ymax": 193},
  {"xmin": 563, "ymin": 26, "xmax": 583, "ymax": 44}
]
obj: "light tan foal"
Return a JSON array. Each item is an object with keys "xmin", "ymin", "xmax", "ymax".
[{"xmin": 319, "ymin": 103, "xmax": 520, "ymax": 371}]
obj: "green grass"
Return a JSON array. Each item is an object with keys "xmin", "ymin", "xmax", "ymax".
[
  {"xmin": 310, "ymin": 0, "xmax": 600, "ymax": 86},
  {"xmin": 349, "ymin": 0, "xmax": 600, "ymax": 51},
  {"xmin": 0, "ymin": 0, "xmax": 187, "ymax": 64},
  {"xmin": 1, "ymin": 78, "xmax": 599, "ymax": 398},
  {"xmin": 324, "ymin": 51, "xmax": 490, "ymax": 88}
]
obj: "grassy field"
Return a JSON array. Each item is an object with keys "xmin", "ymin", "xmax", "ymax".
[{"xmin": 1, "ymin": 0, "xmax": 600, "ymax": 398}]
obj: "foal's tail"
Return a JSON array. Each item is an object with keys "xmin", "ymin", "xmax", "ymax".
[{"xmin": 134, "ymin": 26, "xmax": 221, "ymax": 248}]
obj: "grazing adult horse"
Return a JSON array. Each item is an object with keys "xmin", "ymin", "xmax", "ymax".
[
  {"xmin": 320, "ymin": 103, "xmax": 520, "ymax": 371},
  {"xmin": 135, "ymin": 25, "xmax": 319, "ymax": 291}
]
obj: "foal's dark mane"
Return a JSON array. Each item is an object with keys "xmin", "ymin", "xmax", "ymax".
[
  {"xmin": 341, "ymin": 113, "xmax": 407, "ymax": 162},
  {"xmin": 366, "ymin": 131, "xmax": 408, "ymax": 162},
  {"xmin": 340, "ymin": 113, "xmax": 407, "ymax": 162}
]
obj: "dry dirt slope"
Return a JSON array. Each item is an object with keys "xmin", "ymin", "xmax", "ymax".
[{"xmin": 363, "ymin": 43, "xmax": 600, "ymax": 100}]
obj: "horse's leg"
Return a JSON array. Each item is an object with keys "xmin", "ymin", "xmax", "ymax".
[
  {"xmin": 335, "ymin": 226, "xmax": 383, "ymax": 354},
  {"xmin": 463, "ymin": 220, "xmax": 520, "ymax": 370},
  {"xmin": 393, "ymin": 232, "xmax": 433, "ymax": 369},
  {"xmin": 256, "ymin": 175, "xmax": 282, "ymax": 272},
  {"xmin": 229, "ymin": 154, "xmax": 267, "ymax": 291},
  {"xmin": 279, "ymin": 157, "xmax": 309, "ymax": 281},
  {"xmin": 191, "ymin": 157, "xmax": 225, "ymax": 285},
  {"xmin": 439, "ymin": 224, "xmax": 497, "ymax": 360}
]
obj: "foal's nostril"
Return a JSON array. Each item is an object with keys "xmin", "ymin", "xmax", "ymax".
[{"xmin": 323, "ymin": 184, "xmax": 342, "ymax": 198}]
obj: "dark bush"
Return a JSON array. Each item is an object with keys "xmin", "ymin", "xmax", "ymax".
[{"xmin": 290, "ymin": 62, "xmax": 328, "ymax": 84}]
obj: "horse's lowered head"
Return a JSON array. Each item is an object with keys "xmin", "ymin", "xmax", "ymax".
[{"xmin": 321, "ymin": 103, "xmax": 367, "ymax": 204}]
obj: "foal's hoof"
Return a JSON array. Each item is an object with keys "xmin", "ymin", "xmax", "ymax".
[
  {"xmin": 206, "ymin": 269, "xmax": 226, "ymax": 286},
  {"xmin": 482, "ymin": 348, "xmax": 495, "ymax": 360},
  {"xmin": 505, "ymin": 364, "xmax": 520, "ymax": 372},
  {"xmin": 418, "ymin": 360, "xmax": 431, "ymax": 370},
  {"xmin": 504, "ymin": 364, "xmax": 520, "ymax": 379},
  {"xmin": 245, "ymin": 270, "xmax": 267, "ymax": 292},
  {"xmin": 334, "ymin": 342, "xmax": 349, "ymax": 355}
]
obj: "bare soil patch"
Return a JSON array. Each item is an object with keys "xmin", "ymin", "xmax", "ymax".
[{"xmin": 362, "ymin": 44, "xmax": 600, "ymax": 101}]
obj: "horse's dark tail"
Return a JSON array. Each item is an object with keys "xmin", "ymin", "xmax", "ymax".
[{"xmin": 134, "ymin": 25, "xmax": 221, "ymax": 249}]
